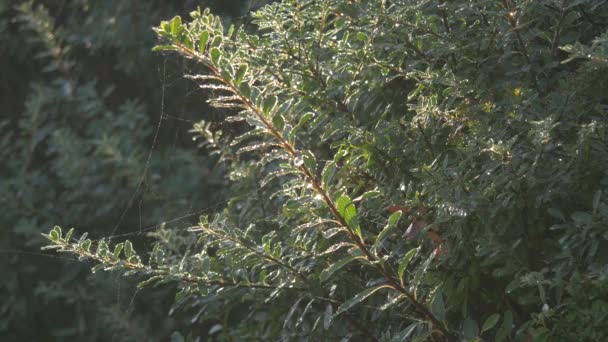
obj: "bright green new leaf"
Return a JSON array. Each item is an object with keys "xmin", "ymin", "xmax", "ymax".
[
  {"xmin": 170, "ymin": 16, "xmax": 182, "ymax": 36},
  {"xmin": 160, "ymin": 20, "xmax": 170, "ymax": 34}
]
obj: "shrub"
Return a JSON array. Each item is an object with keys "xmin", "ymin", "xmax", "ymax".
[{"xmin": 44, "ymin": 0, "xmax": 608, "ymax": 340}]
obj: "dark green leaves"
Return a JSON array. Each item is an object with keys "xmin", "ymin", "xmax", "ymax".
[
  {"xmin": 263, "ymin": 95, "xmax": 277, "ymax": 116},
  {"xmin": 234, "ymin": 64, "xmax": 248, "ymax": 84}
]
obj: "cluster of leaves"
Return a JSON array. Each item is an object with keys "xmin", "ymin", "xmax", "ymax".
[{"xmin": 44, "ymin": 0, "xmax": 608, "ymax": 341}]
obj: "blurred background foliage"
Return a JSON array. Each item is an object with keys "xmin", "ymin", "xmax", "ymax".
[{"xmin": 0, "ymin": 0, "xmax": 268, "ymax": 340}]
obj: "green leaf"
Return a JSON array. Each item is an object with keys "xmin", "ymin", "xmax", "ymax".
[
  {"xmin": 170, "ymin": 16, "xmax": 182, "ymax": 36},
  {"xmin": 373, "ymin": 211, "xmax": 402, "ymax": 254},
  {"xmin": 64, "ymin": 228, "xmax": 74, "ymax": 242},
  {"xmin": 124, "ymin": 240, "xmax": 134, "ymax": 259},
  {"xmin": 53, "ymin": 226, "xmax": 62, "ymax": 240},
  {"xmin": 272, "ymin": 113, "xmax": 285, "ymax": 132},
  {"xmin": 334, "ymin": 284, "xmax": 390, "ymax": 317},
  {"xmin": 160, "ymin": 20, "xmax": 170, "ymax": 34},
  {"xmin": 78, "ymin": 232, "xmax": 88, "ymax": 245},
  {"xmin": 199, "ymin": 31, "xmax": 209, "ymax": 53},
  {"xmin": 431, "ymin": 289, "xmax": 445, "ymax": 321},
  {"xmin": 113, "ymin": 243, "xmax": 124, "ymax": 259},
  {"xmin": 288, "ymin": 112, "xmax": 314, "ymax": 141},
  {"xmin": 481, "ymin": 313, "xmax": 500, "ymax": 333},
  {"xmin": 49, "ymin": 226, "xmax": 61, "ymax": 241},
  {"xmin": 211, "ymin": 35, "xmax": 222, "ymax": 47},
  {"xmin": 81, "ymin": 239, "xmax": 91, "ymax": 253},
  {"xmin": 336, "ymin": 195, "xmax": 360, "ymax": 237},
  {"xmin": 234, "ymin": 64, "xmax": 248, "ymax": 84},
  {"xmin": 283, "ymin": 296, "xmax": 304, "ymax": 328},
  {"xmin": 398, "ymin": 248, "xmax": 418, "ymax": 283},
  {"xmin": 49, "ymin": 229, "xmax": 59, "ymax": 241},
  {"xmin": 97, "ymin": 240, "xmax": 109, "ymax": 257},
  {"xmin": 239, "ymin": 82, "xmax": 251, "ymax": 98},
  {"xmin": 322, "ymin": 161, "xmax": 337, "ymax": 187},
  {"xmin": 356, "ymin": 32, "xmax": 368, "ymax": 41},
  {"xmin": 320, "ymin": 254, "xmax": 361, "ymax": 283},
  {"xmin": 263, "ymin": 95, "xmax": 277, "ymax": 115},
  {"xmin": 210, "ymin": 47, "xmax": 221, "ymax": 64}
]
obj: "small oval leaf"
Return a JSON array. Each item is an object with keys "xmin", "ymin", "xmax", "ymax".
[
  {"xmin": 199, "ymin": 31, "xmax": 209, "ymax": 53},
  {"xmin": 210, "ymin": 47, "xmax": 221, "ymax": 64}
]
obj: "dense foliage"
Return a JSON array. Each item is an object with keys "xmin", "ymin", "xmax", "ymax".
[
  {"xmin": 43, "ymin": 0, "xmax": 608, "ymax": 340},
  {"xmin": 1, "ymin": 0, "xmax": 260, "ymax": 340}
]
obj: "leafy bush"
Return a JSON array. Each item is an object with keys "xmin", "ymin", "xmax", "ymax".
[{"xmin": 43, "ymin": 0, "xmax": 608, "ymax": 340}]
